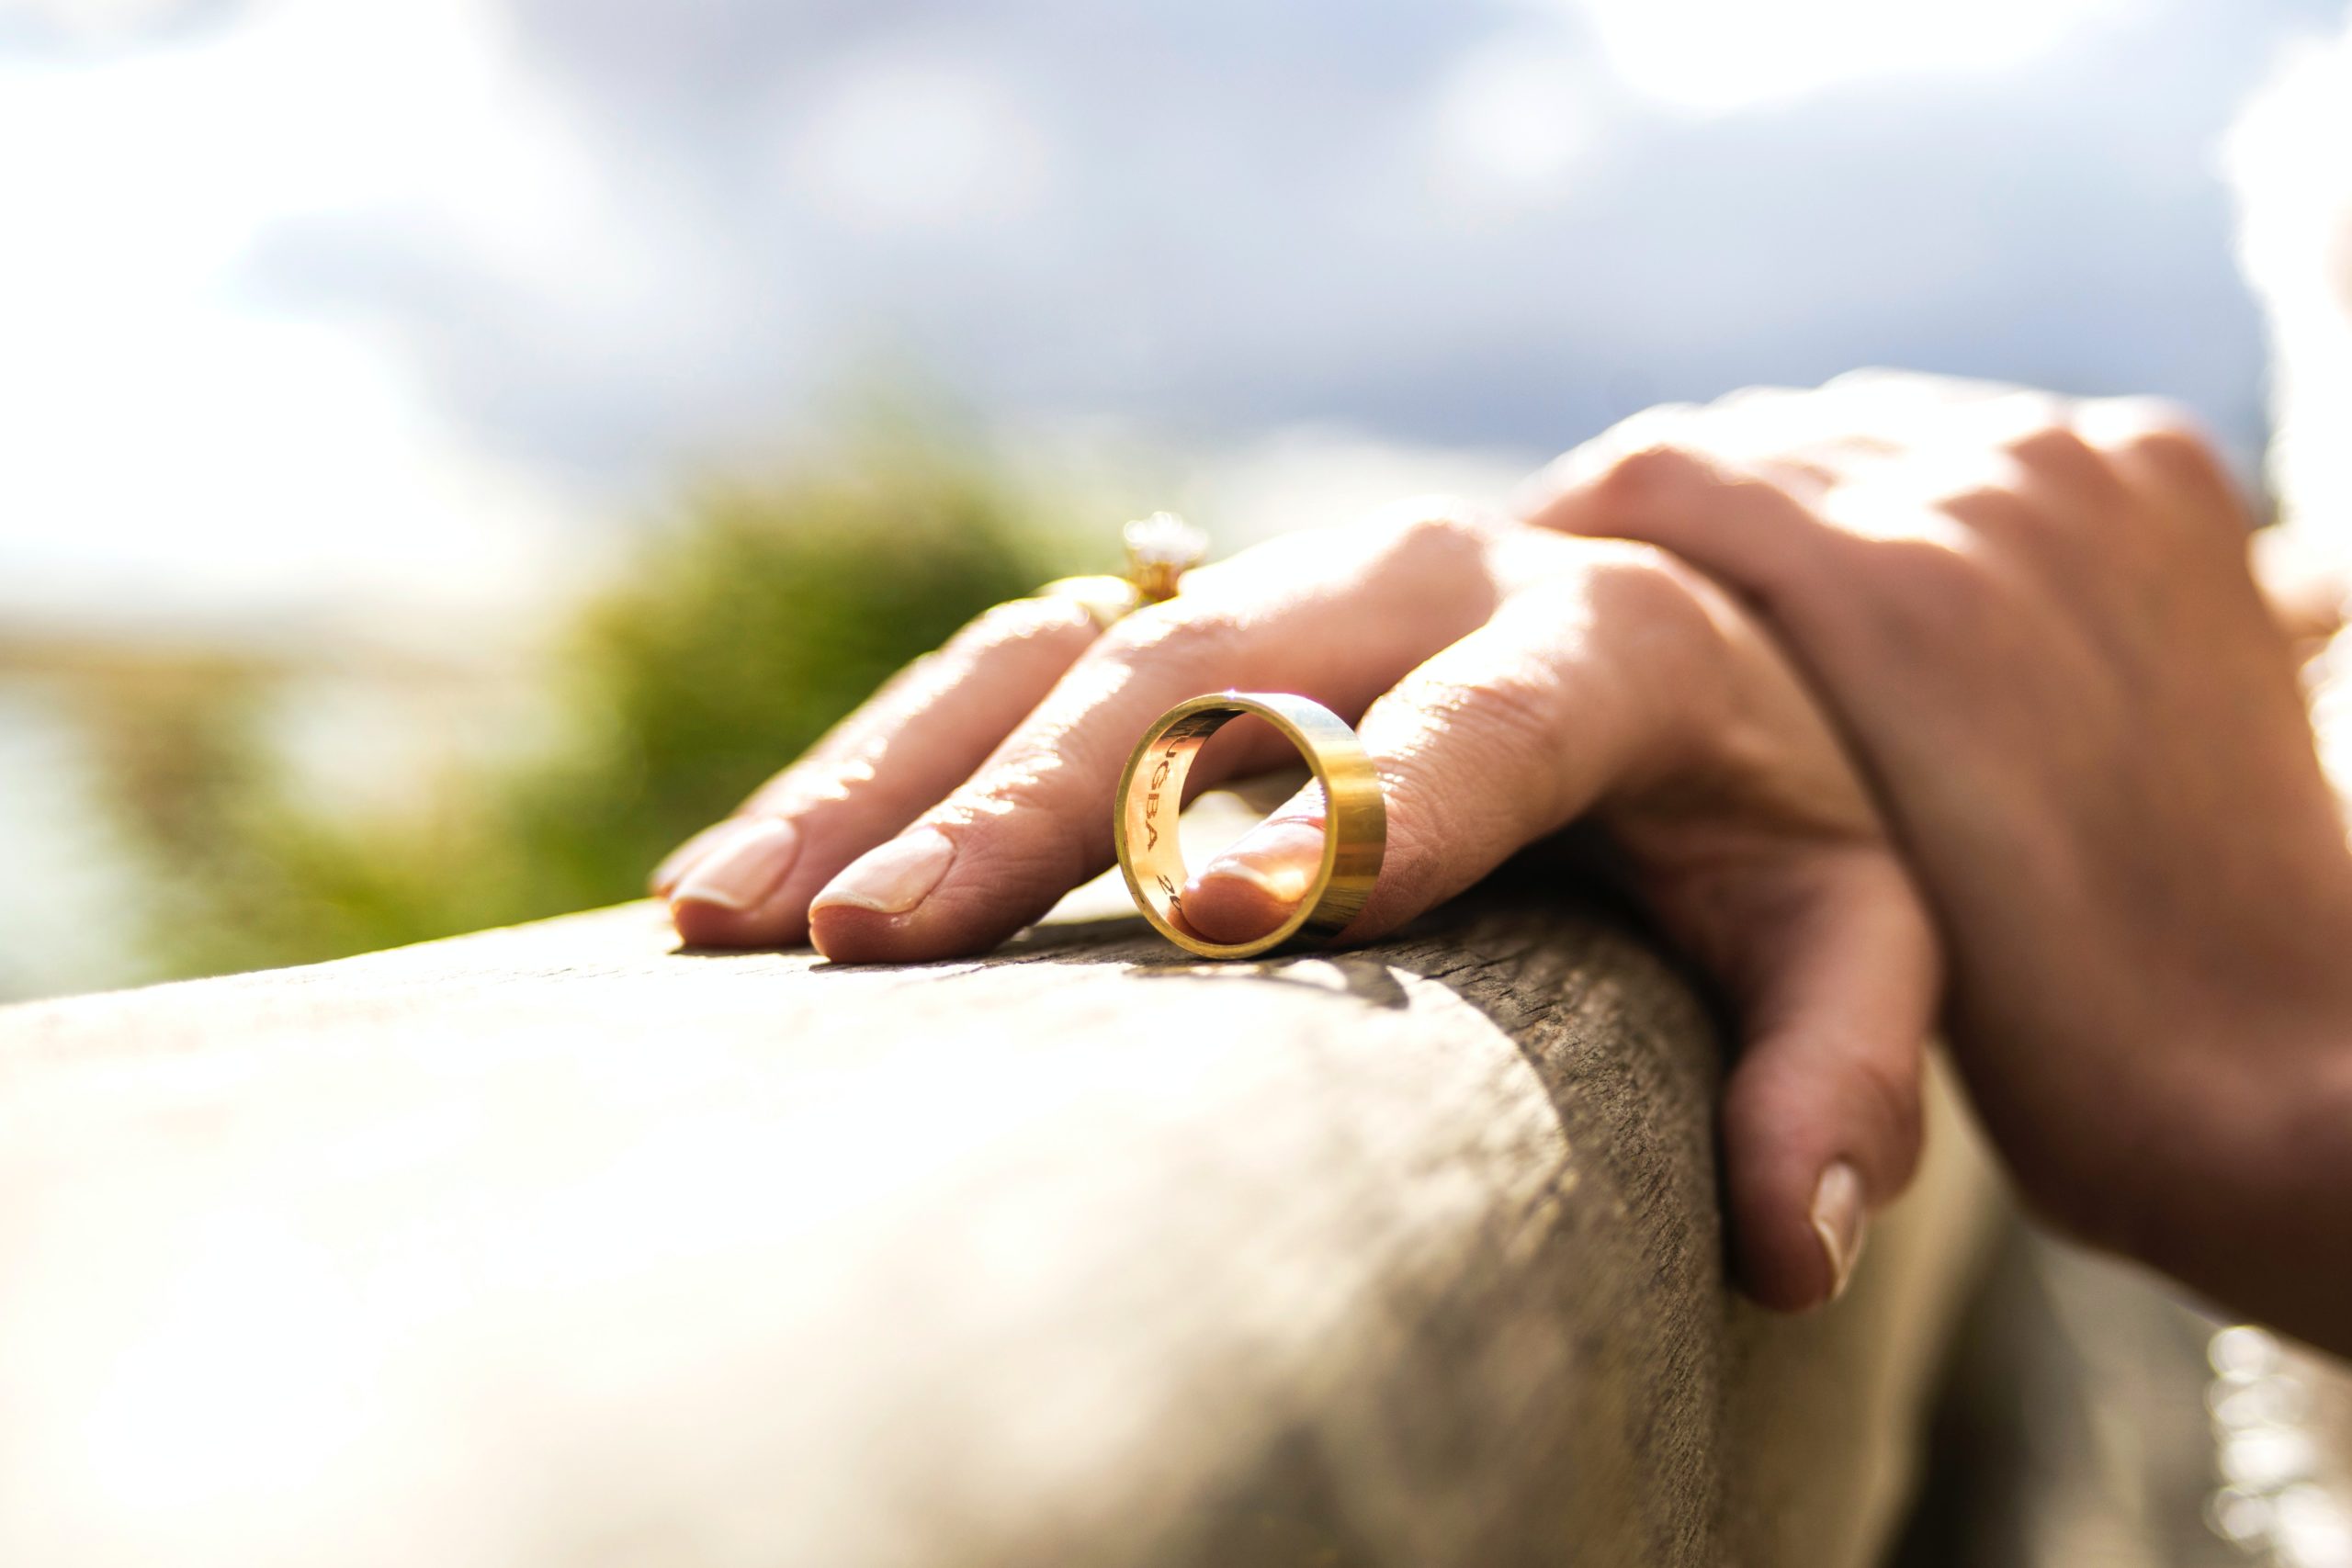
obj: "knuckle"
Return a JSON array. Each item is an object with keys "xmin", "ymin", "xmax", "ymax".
[
  {"xmin": 1360, "ymin": 669, "xmax": 1573, "ymax": 908},
  {"xmin": 2078, "ymin": 400, "xmax": 2253, "ymax": 548},
  {"xmin": 1586, "ymin": 535, "xmax": 1708, "ymax": 593},
  {"xmin": 1586, "ymin": 439, "xmax": 1713, "ymax": 516},
  {"xmin": 2082, "ymin": 398, "xmax": 2233, "ymax": 489},
  {"xmin": 1363, "ymin": 494, "xmax": 1498, "ymax": 547},
  {"xmin": 1342, "ymin": 497, "xmax": 1507, "ymax": 581},
  {"xmin": 2124, "ymin": 421, "xmax": 2220, "ymax": 474},
  {"xmin": 1843, "ymin": 531, "xmax": 2002, "ymax": 649},
  {"xmin": 1540, "ymin": 546, "xmax": 1748, "ymax": 736},
  {"xmin": 959, "ymin": 594, "xmax": 1097, "ymax": 658},
  {"xmin": 1581, "ymin": 542, "xmax": 1728, "ymax": 643},
  {"xmin": 1396, "ymin": 664, "xmax": 1563, "ymax": 778},
  {"xmin": 1871, "ymin": 531, "xmax": 1984, "ymax": 607},
  {"xmin": 1996, "ymin": 417, "xmax": 2100, "ymax": 478},
  {"xmin": 1096, "ymin": 600, "xmax": 1250, "ymax": 669},
  {"xmin": 2088, "ymin": 395, "xmax": 2206, "ymax": 451},
  {"xmin": 2117, "ymin": 422, "xmax": 2222, "ymax": 491},
  {"xmin": 1939, "ymin": 480, "xmax": 2082, "ymax": 558},
  {"xmin": 936, "ymin": 762, "xmax": 1098, "ymax": 880}
]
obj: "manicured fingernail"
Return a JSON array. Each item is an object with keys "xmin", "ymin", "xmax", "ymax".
[
  {"xmin": 651, "ymin": 819, "xmax": 744, "ymax": 895},
  {"xmin": 811, "ymin": 828, "xmax": 956, "ymax": 917},
  {"xmin": 671, "ymin": 818, "xmax": 800, "ymax": 911},
  {"xmin": 1187, "ymin": 819, "xmax": 1324, "ymax": 906},
  {"xmin": 1811, "ymin": 1161, "xmax": 1867, "ymax": 1303}
]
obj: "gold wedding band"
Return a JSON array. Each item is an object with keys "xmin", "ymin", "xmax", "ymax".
[
  {"xmin": 1038, "ymin": 512, "xmax": 1209, "ymax": 628},
  {"xmin": 1114, "ymin": 692, "xmax": 1386, "ymax": 960}
]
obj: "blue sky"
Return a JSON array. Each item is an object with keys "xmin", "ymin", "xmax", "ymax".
[{"xmin": 2, "ymin": 0, "xmax": 2345, "ymax": 626}]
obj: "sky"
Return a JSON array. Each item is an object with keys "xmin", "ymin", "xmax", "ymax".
[{"xmin": 1, "ymin": 0, "xmax": 2346, "ymax": 634}]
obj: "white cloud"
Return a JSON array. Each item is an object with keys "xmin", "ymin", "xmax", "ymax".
[
  {"xmin": 1423, "ymin": 35, "xmax": 1600, "ymax": 211},
  {"xmin": 781, "ymin": 53, "xmax": 1057, "ymax": 234},
  {"xmin": 0, "ymin": 0, "xmax": 627, "ymax": 626},
  {"xmin": 0, "ymin": 0, "xmax": 201, "ymax": 44},
  {"xmin": 1558, "ymin": 0, "xmax": 2130, "ymax": 116}
]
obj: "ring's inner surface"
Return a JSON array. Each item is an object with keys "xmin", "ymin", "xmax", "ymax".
[
  {"xmin": 1123, "ymin": 708, "xmax": 1234, "ymax": 944},
  {"xmin": 1123, "ymin": 709, "xmax": 1327, "ymax": 949}
]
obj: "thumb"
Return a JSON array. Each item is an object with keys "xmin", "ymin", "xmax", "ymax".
[
  {"xmin": 1181, "ymin": 783, "xmax": 1329, "ymax": 947},
  {"xmin": 1690, "ymin": 847, "xmax": 1935, "ymax": 1311}
]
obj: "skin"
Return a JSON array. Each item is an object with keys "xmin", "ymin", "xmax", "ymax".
[
  {"xmin": 654, "ymin": 371, "xmax": 2352, "ymax": 1345},
  {"xmin": 1521, "ymin": 371, "xmax": 2352, "ymax": 1354},
  {"xmin": 655, "ymin": 503, "xmax": 1938, "ymax": 1312}
]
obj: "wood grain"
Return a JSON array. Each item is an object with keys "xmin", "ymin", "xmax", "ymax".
[{"xmin": 0, "ymin": 884, "xmax": 1996, "ymax": 1567}]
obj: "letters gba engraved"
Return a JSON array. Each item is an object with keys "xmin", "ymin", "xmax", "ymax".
[{"xmin": 1142, "ymin": 740, "xmax": 1182, "ymax": 852}]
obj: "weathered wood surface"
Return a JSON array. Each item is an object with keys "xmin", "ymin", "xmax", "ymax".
[{"xmin": 0, "ymin": 881, "xmax": 1996, "ymax": 1567}]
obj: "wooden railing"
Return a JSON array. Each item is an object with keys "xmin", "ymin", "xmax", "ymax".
[{"xmin": 0, "ymin": 874, "xmax": 1997, "ymax": 1566}]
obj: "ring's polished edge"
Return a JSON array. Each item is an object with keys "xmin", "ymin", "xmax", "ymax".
[{"xmin": 1113, "ymin": 692, "xmax": 1387, "ymax": 961}]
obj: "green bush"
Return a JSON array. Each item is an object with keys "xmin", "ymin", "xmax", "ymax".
[{"xmin": 101, "ymin": 442, "xmax": 1074, "ymax": 977}]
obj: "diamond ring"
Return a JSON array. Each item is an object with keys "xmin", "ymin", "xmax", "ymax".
[{"xmin": 1038, "ymin": 512, "xmax": 1209, "ymax": 628}]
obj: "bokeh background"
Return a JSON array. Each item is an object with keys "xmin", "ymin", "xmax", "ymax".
[{"xmin": 3, "ymin": 0, "xmax": 2343, "ymax": 1001}]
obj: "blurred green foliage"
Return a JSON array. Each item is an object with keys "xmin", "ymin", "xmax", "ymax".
[{"xmin": 94, "ymin": 442, "xmax": 1073, "ymax": 977}]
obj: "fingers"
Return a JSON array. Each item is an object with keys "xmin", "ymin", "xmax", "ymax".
[
  {"xmin": 658, "ymin": 593, "xmax": 1102, "ymax": 947},
  {"xmin": 807, "ymin": 509, "xmax": 1513, "ymax": 963},
  {"xmin": 1180, "ymin": 805, "xmax": 1329, "ymax": 946},
  {"xmin": 1710, "ymin": 850, "xmax": 1935, "ymax": 1311},
  {"xmin": 1518, "ymin": 391, "xmax": 2266, "ymax": 800},
  {"xmin": 1182, "ymin": 552, "xmax": 1933, "ymax": 1310},
  {"xmin": 1520, "ymin": 438, "xmax": 1859, "ymax": 623},
  {"xmin": 1511, "ymin": 372, "xmax": 2031, "ymax": 521},
  {"xmin": 1521, "ymin": 388, "xmax": 2238, "ymax": 625},
  {"xmin": 650, "ymin": 819, "xmax": 751, "ymax": 897},
  {"xmin": 1182, "ymin": 562, "xmax": 1707, "ymax": 951}
]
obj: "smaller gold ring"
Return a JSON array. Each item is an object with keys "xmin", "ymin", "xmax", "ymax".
[
  {"xmin": 1035, "ymin": 513, "xmax": 1209, "ymax": 630},
  {"xmin": 1114, "ymin": 692, "xmax": 1386, "ymax": 960},
  {"xmin": 1034, "ymin": 573, "xmax": 1141, "ymax": 630}
]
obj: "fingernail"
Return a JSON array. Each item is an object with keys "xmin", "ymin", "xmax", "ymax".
[
  {"xmin": 811, "ymin": 828, "xmax": 956, "ymax": 917},
  {"xmin": 1811, "ymin": 1161, "xmax": 1867, "ymax": 1303},
  {"xmin": 671, "ymin": 818, "xmax": 801, "ymax": 911},
  {"xmin": 1186, "ymin": 818, "xmax": 1326, "ymax": 907},
  {"xmin": 651, "ymin": 819, "xmax": 744, "ymax": 895}
]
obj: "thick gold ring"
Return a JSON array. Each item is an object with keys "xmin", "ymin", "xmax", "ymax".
[{"xmin": 1114, "ymin": 692, "xmax": 1385, "ymax": 960}]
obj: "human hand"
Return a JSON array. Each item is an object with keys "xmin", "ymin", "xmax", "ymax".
[
  {"xmin": 652, "ymin": 504, "xmax": 1939, "ymax": 1310},
  {"xmin": 1522, "ymin": 372, "xmax": 2352, "ymax": 1351}
]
